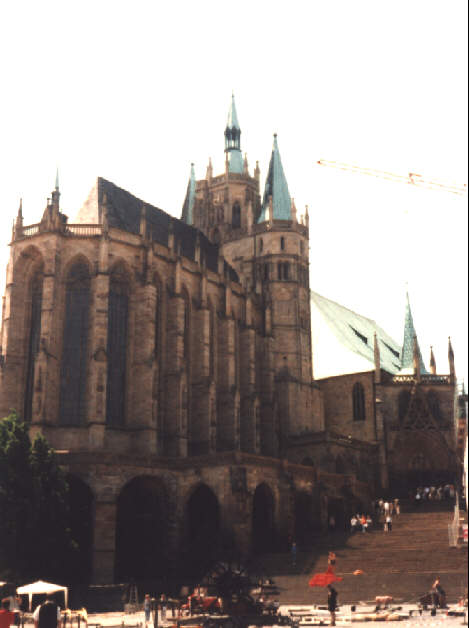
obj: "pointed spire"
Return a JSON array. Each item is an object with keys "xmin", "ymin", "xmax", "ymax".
[
  {"xmin": 429, "ymin": 346, "xmax": 436, "ymax": 374},
  {"xmin": 243, "ymin": 153, "xmax": 249, "ymax": 175},
  {"xmin": 448, "ymin": 336, "xmax": 455, "ymax": 382},
  {"xmin": 206, "ymin": 157, "xmax": 213, "ymax": 181},
  {"xmin": 51, "ymin": 168, "xmax": 60, "ymax": 212},
  {"xmin": 224, "ymin": 93, "xmax": 243, "ymax": 174},
  {"xmin": 374, "ymin": 332, "xmax": 381, "ymax": 383},
  {"xmin": 181, "ymin": 163, "xmax": 196, "ymax": 225},
  {"xmin": 258, "ymin": 134, "xmax": 292, "ymax": 223},
  {"xmin": 400, "ymin": 292, "xmax": 428, "ymax": 374},
  {"xmin": 55, "ymin": 168, "xmax": 59, "ymax": 191}
]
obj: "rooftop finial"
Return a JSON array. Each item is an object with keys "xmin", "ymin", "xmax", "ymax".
[{"xmin": 55, "ymin": 168, "xmax": 59, "ymax": 191}]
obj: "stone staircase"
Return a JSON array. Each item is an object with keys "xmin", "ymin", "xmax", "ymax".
[{"xmin": 253, "ymin": 500, "xmax": 468, "ymax": 605}]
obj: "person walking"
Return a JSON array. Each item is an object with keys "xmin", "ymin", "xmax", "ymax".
[
  {"xmin": 144, "ymin": 594, "xmax": 151, "ymax": 627},
  {"xmin": 33, "ymin": 594, "xmax": 60, "ymax": 628},
  {"xmin": 386, "ymin": 514, "xmax": 392, "ymax": 532},
  {"xmin": 327, "ymin": 584, "xmax": 338, "ymax": 626}
]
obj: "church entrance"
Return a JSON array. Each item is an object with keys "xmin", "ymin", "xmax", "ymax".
[
  {"xmin": 252, "ymin": 483, "xmax": 275, "ymax": 554},
  {"xmin": 182, "ymin": 484, "xmax": 221, "ymax": 578},
  {"xmin": 114, "ymin": 476, "xmax": 169, "ymax": 582}
]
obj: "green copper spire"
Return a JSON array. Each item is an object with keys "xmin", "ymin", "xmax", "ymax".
[
  {"xmin": 400, "ymin": 292, "xmax": 427, "ymax": 374},
  {"xmin": 258, "ymin": 134, "xmax": 292, "ymax": 222},
  {"xmin": 225, "ymin": 93, "xmax": 243, "ymax": 174},
  {"xmin": 181, "ymin": 163, "xmax": 196, "ymax": 225}
]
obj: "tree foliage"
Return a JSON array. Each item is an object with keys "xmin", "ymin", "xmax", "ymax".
[{"xmin": 0, "ymin": 412, "xmax": 76, "ymax": 583}]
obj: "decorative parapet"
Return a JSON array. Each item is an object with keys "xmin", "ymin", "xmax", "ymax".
[
  {"xmin": 392, "ymin": 374, "xmax": 452, "ymax": 385},
  {"xmin": 14, "ymin": 223, "xmax": 103, "ymax": 241}
]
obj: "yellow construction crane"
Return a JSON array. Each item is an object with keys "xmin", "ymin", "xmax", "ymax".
[{"xmin": 316, "ymin": 160, "xmax": 467, "ymax": 196}]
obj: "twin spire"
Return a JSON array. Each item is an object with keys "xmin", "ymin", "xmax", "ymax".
[{"xmin": 182, "ymin": 94, "xmax": 293, "ymax": 225}]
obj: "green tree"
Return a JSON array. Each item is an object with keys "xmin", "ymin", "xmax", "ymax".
[{"xmin": 0, "ymin": 412, "xmax": 74, "ymax": 582}]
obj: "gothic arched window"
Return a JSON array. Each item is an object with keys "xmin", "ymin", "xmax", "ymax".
[
  {"xmin": 24, "ymin": 270, "xmax": 43, "ymax": 422},
  {"xmin": 106, "ymin": 266, "xmax": 129, "ymax": 426},
  {"xmin": 352, "ymin": 382, "xmax": 366, "ymax": 421},
  {"xmin": 59, "ymin": 262, "xmax": 91, "ymax": 425},
  {"xmin": 427, "ymin": 390, "xmax": 442, "ymax": 423},
  {"xmin": 280, "ymin": 237, "xmax": 285, "ymax": 251},
  {"xmin": 232, "ymin": 202, "xmax": 241, "ymax": 229},
  {"xmin": 398, "ymin": 390, "xmax": 411, "ymax": 424}
]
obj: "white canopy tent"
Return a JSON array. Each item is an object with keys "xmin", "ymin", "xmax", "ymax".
[{"xmin": 16, "ymin": 580, "xmax": 68, "ymax": 611}]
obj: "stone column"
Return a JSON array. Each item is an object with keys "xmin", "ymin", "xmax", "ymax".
[
  {"xmin": 92, "ymin": 500, "xmax": 117, "ymax": 584},
  {"xmin": 87, "ymin": 266, "xmax": 110, "ymax": 450}
]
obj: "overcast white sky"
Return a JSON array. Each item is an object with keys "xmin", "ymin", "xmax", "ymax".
[{"xmin": 0, "ymin": 0, "xmax": 467, "ymax": 383}]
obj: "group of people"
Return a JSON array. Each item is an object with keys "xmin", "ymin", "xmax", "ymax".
[
  {"xmin": 374, "ymin": 498, "xmax": 400, "ymax": 516},
  {"xmin": 350, "ymin": 514, "xmax": 373, "ymax": 533},
  {"xmin": 0, "ymin": 594, "xmax": 61, "ymax": 628},
  {"xmin": 414, "ymin": 485, "xmax": 455, "ymax": 503}
]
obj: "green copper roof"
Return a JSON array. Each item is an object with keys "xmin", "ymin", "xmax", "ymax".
[
  {"xmin": 225, "ymin": 94, "xmax": 243, "ymax": 174},
  {"xmin": 181, "ymin": 163, "xmax": 196, "ymax": 225},
  {"xmin": 258, "ymin": 135, "xmax": 291, "ymax": 222},
  {"xmin": 400, "ymin": 292, "xmax": 428, "ymax": 374},
  {"xmin": 227, "ymin": 93, "xmax": 240, "ymax": 129}
]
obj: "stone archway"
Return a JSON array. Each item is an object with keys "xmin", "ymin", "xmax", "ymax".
[
  {"xmin": 182, "ymin": 483, "xmax": 221, "ymax": 578},
  {"xmin": 252, "ymin": 483, "xmax": 275, "ymax": 554},
  {"xmin": 389, "ymin": 430, "xmax": 457, "ymax": 494},
  {"xmin": 115, "ymin": 476, "xmax": 170, "ymax": 581}
]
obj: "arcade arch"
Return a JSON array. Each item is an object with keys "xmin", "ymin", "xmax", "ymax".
[
  {"xmin": 252, "ymin": 483, "xmax": 275, "ymax": 554},
  {"xmin": 115, "ymin": 476, "xmax": 170, "ymax": 581}
]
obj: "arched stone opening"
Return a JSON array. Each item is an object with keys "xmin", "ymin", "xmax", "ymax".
[
  {"xmin": 65, "ymin": 475, "xmax": 94, "ymax": 586},
  {"xmin": 182, "ymin": 483, "xmax": 221, "ymax": 578},
  {"xmin": 389, "ymin": 431, "xmax": 457, "ymax": 494},
  {"xmin": 294, "ymin": 491, "xmax": 313, "ymax": 548},
  {"xmin": 251, "ymin": 483, "xmax": 275, "ymax": 554},
  {"xmin": 115, "ymin": 476, "xmax": 170, "ymax": 582}
]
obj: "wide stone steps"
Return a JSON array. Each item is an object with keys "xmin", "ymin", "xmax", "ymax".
[{"xmin": 254, "ymin": 500, "xmax": 468, "ymax": 605}]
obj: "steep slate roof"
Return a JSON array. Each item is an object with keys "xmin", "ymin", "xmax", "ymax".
[
  {"xmin": 310, "ymin": 290, "xmax": 402, "ymax": 379},
  {"xmin": 399, "ymin": 292, "xmax": 428, "ymax": 374},
  {"xmin": 75, "ymin": 178, "xmax": 224, "ymax": 276},
  {"xmin": 181, "ymin": 163, "xmax": 196, "ymax": 225},
  {"xmin": 258, "ymin": 135, "xmax": 291, "ymax": 222}
]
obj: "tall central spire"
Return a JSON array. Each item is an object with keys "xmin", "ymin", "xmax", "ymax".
[
  {"xmin": 224, "ymin": 93, "xmax": 243, "ymax": 174},
  {"xmin": 400, "ymin": 292, "xmax": 427, "ymax": 374},
  {"xmin": 258, "ymin": 134, "xmax": 292, "ymax": 222}
]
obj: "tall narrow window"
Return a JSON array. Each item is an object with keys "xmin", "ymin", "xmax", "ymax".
[
  {"xmin": 398, "ymin": 390, "xmax": 411, "ymax": 424},
  {"xmin": 232, "ymin": 202, "xmax": 241, "ymax": 229},
  {"xmin": 352, "ymin": 382, "xmax": 366, "ymax": 421},
  {"xmin": 59, "ymin": 263, "xmax": 91, "ymax": 425},
  {"xmin": 24, "ymin": 270, "xmax": 43, "ymax": 421},
  {"xmin": 259, "ymin": 238, "xmax": 264, "ymax": 253},
  {"xmin": 280, "ymin": 237, "xmax": 285, "ymax": 250},
  {"xmin": 106, "ymin": 267, "xmax": 129, "ymax": 426}
]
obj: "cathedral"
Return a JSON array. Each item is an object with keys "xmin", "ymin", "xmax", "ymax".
[{"xmin": 0, "ymin": 95, "xmax": 461, "ymax": 585}]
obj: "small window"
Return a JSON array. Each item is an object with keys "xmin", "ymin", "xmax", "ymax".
[
  {"xmin": 280, "ymin": 237, "xmax": 285, "ymax": 250},
  {"xmin": 232, "ymin": 202, "xmax": 241, "ymax": 229},
  {"xmin": 349, "ymin": 325, "xmax": 368, "ymax": 345},
  {"xmin": 300, "ymin": 241, "xmax": 304, "ymax": 255},
  {"xmin": 259, "ymin": 238, "xmax": 264, "ymax": 253},
  {"xmin": 352, "ymin": 383, "xmax": 366, "ymax": 421}
]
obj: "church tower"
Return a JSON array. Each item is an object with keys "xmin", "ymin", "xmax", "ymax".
[{"xmin": 181, "ymin": 96, "xmax": 320, "ymax": 455}]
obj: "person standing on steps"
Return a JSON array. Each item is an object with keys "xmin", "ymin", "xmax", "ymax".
[
  {"xmin": 291, "ymin": 540, "xmax": 297, "ymax": 567},
  {"xmin": 327, "ymin": 584, "xmax": 338, "ymax": 626}
]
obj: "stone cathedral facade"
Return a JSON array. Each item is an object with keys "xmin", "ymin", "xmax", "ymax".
[{"xmin": 0, "ymin": 96, "xmax": 461, "ymax": 585}]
